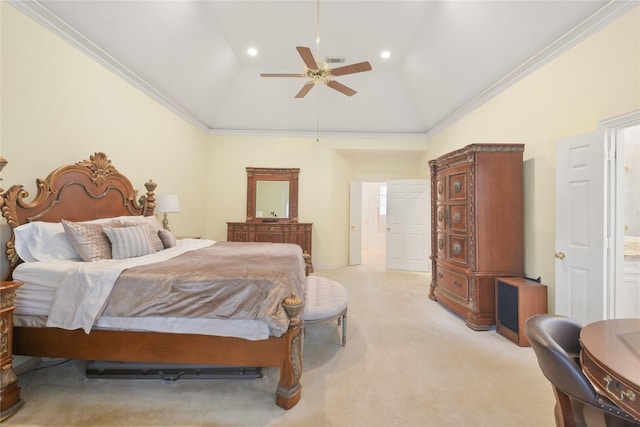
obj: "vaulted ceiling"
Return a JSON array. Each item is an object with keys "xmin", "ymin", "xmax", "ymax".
[{"xmin": 10, "ymin": 1, "xmax": 635, "ymax": 136}]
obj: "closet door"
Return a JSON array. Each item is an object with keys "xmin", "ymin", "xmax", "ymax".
[{"xmin": 386, "ymin": 180, "xmax": 430, "ymax": 272}]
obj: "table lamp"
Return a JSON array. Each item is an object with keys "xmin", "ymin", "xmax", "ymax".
[{"xmin": 154, "ymin": 194, "xmax": 180, "ymax": 231}]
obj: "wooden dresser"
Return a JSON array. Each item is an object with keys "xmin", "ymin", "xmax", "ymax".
[
  {"xmin": 227, "ymin": 222, "xmax": 313, "ymax": 273},
  {"xmin": 230, "ymin": 167, "xmax": 313, "ymax": 273},
  {"xmin": 429, "ymin": 144, "xmax": 524, "ymax": 330}
]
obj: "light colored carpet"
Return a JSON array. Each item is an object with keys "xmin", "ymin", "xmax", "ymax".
[{"xmin": 4, "ymin": 264, "xmax": 555, "ymax": 427}]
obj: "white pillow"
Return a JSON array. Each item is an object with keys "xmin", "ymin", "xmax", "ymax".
[
  {"xmin": 14, "ymin": 221, "xmax": 81, "ymax": 262},
  {"xmin": 104, "ymin": 224, "xmax": 156, "ymax": 259}
]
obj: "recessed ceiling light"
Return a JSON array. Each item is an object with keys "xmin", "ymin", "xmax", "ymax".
[
  {"xmin": 248, "ymin": 47, "xmax": 258, "ymax": 56},
  {"xmin": 381, "ymin": 50, "xmax": 391, "ymax": 59}
]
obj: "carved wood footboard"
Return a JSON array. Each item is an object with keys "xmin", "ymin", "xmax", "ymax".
[{"xmin": 12, "ymin": 321, "xmax": 304, "ymax": 409}]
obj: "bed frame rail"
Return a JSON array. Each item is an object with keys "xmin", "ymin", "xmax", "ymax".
[{"xmin": 13, "ymin": 323, "xmax": 303, "ymax": 409}]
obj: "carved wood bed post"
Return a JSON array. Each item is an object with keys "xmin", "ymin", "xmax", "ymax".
[
  {"xmin": 141, "ymin": 180, "xmax": 157, "ymax": 216},
  {"xmin": 0, "ymin": 158, "xmax": 20, "ymax": 282},
  {"xmin": 276, "ymin": 322, "xmax": 303, "ymax": 409},
  {"xmin": 276, "ymin": 293, "xmax": 304, "ymax": 409}
]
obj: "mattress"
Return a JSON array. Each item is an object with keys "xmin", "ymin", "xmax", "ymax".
[{"xmin": 13, "ymin": 257, "xmax": 272, "ymax": 341}]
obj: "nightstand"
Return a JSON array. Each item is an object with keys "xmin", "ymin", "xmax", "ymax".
[{"xmin": 1, "ymin": 281, "xmax": 24, "ymax": 421}]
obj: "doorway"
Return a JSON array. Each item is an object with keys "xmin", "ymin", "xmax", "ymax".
[
  {"xmin": 361, "ymin": 182, "xmax": 387, "ymax": 265},
  {"xmin": 350, "ymin": 179, "xmax": 430, "ymax": 271},
  {"xmin": 555, "ymin": 111, "xmax": 640, "ymax": 323},
  {"xmin": 613, "ymin": 123, "xmax": 640, "ymax": 318}
]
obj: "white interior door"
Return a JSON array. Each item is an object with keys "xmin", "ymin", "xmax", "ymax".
[
  {"xmin": 385, "ymin": 180, "xmax": 430, "ymax": 272},
  {"xmin": 349, "ymin": 181, "xmax": 362, "ymax": 266},
  {"xmin": 555, "ymin": 130, "xmax": 606, "ymax": 325}
]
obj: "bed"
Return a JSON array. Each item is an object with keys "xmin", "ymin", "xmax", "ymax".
[{"xmin": 0, "ymin": 152, "xmax": 305, "ymax": 409}]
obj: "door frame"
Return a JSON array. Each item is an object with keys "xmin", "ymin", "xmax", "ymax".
[
  {"xmin": 349, "ymin": 179, "xmax": 430, "ymax": 271},
  {"xmin": 602, "ymin": 110, "xmax": 640, "ymax": 318},
  {"xmin": 349, "ymin": 180, "xmax": 363, "ymax": 266}
]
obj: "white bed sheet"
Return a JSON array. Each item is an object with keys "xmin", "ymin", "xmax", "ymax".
[{"xmin": 12, "ymin": 239, "xmax": 272, "ymax": 340}]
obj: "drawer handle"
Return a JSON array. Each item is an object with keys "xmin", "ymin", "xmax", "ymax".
[
  {"xmin": 604, "ymin": 375, "xmax": 636, "ymax": 402},
  {"xmin": 454, "ymin": 281, "xmax": 462, "ymax": 287},
  {"xmin": 438, "ymin": 273, "xmax": 444, "ymax": 279}
]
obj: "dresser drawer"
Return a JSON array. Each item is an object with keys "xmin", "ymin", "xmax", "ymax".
[
  {"xmin": 581, "ymin": 349, "xmax": 640, "ymax": 419},
  {"xmin": 255, "ymin": 226, "xmax": 284, "ymax": 243},
  {"xmin": 254, "ymin": 225, "xmax": 286, "ymax": 232},
  {"xmin": 227, "ymin": 223, "xmax": 252, "ymax": 241},
  {"xmin": 436, "ymin": 266, "xmax": 469, "ymax": 301}
]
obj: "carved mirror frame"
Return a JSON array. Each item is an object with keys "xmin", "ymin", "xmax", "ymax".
[{"xmin": 246, "ymin": 167, "xmax": 299, "ymax": 223}]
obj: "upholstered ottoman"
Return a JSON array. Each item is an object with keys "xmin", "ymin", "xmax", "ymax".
[{"xmin": 302, "ymin": 276, "xmax": 348, "ymax": 346}]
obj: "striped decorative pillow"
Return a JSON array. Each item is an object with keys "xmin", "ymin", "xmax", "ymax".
[
  {"xmin": 104, "ymin": 224, "xmax": 155, "ymax": 259},
  {"xmin": 124, "ymin": 221, "xmax": 164, "ymax": 251}
]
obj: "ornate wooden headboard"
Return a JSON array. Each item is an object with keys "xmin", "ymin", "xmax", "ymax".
[{"xmin": 0, "ymin": 152, "xmax": 156, "ymax": 280}]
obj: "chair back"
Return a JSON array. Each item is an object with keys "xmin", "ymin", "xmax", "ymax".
[{"xmin": 524, "ymin": 314, "xmax": 597, "ymax": 404}]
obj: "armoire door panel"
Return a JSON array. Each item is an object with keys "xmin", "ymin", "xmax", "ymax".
[
  {"xmin": 436, "ymin": 178, "xmax": 446, "ymax": 201},
  {"xmin": 447, "ymin": 234, "xmax": 468, "ymax": 265},
  {"xmin": 448, "ymin": 204, "xmax": 467, "ymax": 232},
  {"xmin": 447, "ymin": 171, "xmax": 467, "ymax": 201}
]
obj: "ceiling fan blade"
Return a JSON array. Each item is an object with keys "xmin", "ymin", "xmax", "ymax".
[
  {"xmin": 330, "ymin": 61, "xmax": 372, "ymax": 77},
  {"xmin": 260, "ymin": 73, "xmax": 305, "ymax": 77},
  {"xmin": 296, "ymin": 46, "xmax": 319, "ymax": 70},
  {"xmin": 326, "ymin": 80, "xmax": 357, "ymax": 97},
  {"xmin": 295, "ymin": 82, "xmax": 315, "ymax": 98}
]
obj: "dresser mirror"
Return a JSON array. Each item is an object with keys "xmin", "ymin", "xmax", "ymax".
[{"xmin": 246, "ymin": 167, "xmax": 299, "ymax": 223}]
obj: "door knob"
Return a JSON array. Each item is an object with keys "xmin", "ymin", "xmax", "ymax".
[{"xmin": 555, "ymin": 252, "xmax": 566, "ymax": 259}]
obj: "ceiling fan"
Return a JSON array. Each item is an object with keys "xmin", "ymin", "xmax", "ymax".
[{"xmin": 259, "ymin": 1, "xmax": 372, "ymax": 98}]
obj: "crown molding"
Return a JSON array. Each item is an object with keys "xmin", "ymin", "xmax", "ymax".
[
  {"xmin": 426, "ymin": 0, "xmax": 639, "ymax": 140},
  {"xmin": 207, "ymin": 127, "xmax": 427, "ymax": 140}
]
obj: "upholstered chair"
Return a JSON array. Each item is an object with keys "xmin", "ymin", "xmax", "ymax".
[{"xmin": 524, "ymin": 314, "xmax": 640, "ymax": 427}]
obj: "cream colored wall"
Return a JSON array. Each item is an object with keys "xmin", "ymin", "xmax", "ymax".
[
  {"xmin": 427, "ymin": 7, "xmax": 640, "ymax": 313},
  {"xmin": 1, "ymin": 2, "xmax": 208, "ymax": 238},
  {"xmin": 205, "ymin": 135, "xmax": 428, "ymax": 268},
  {"xmin": 4, "ymin": 0, "xmax": 637, "ymax": 291}
]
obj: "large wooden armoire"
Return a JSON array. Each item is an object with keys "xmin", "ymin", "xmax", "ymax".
[{"xmin": 428, "ymin": 144, "xmax": 524, "ymax": 330}]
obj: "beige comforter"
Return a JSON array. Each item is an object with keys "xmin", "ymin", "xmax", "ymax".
[{"xmin": 101, "ymin": 241, "xmax": 307, "ymax": 337}]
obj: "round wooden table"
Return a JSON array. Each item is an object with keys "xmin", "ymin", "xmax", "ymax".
[{"xmin": 580, "ymin": 319, "xmax": 640, "ymax": 421}]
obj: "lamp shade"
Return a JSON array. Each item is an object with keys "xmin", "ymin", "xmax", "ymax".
[{"xmin": 155, "ymin": 194, "xmax": 181, "ymax": 213}]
